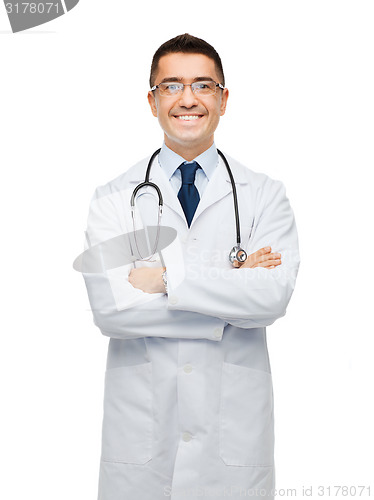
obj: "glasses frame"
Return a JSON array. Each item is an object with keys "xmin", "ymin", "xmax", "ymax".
[{"xmin": 150, "ymin": 80, "xmax": 225, "ymax": 96}]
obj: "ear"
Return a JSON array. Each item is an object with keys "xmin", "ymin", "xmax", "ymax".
[
  {"xmin": 148, "ymin": 91, "xmax": 158, "ymax": 117},
  {"xmin": 220, "ymin": 88, "xmax": 229, "ymax": 116}
]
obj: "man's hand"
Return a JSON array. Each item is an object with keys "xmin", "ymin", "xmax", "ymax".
[
  {"xmin": 128, "ymin": 267, "xmax": 166, "ymax": 294},
  {"xmin": 234, "ymin": 246, "xmax": 281, "ymax": 269}
]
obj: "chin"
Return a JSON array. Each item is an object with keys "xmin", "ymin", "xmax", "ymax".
[{"xmin": 174, "ymin": 132, "xmax": 205, "ymax": 143}]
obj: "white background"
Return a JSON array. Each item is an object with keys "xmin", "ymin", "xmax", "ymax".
[{"xmin": 1, "ymin": 1, "xmax": 373, "ymax": 498}]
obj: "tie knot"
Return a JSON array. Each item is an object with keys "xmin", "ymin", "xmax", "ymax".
[{"xmin": 179, "ymin": 161, "xmax": 201, "ymax": 185}]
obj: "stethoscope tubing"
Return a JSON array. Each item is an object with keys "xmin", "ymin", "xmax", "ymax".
[{"xmin": 216, "ymin": 149, "xmax": 241, "ymax": 246}]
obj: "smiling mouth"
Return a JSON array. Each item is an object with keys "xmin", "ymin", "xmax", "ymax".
[{"xmin": 174, "ymin": 115, "xmax": 203, "ymax": 121}]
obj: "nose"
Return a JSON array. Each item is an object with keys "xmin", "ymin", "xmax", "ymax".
[{"xmin": 178, "ymin": 84, "xmax": 199, "ymax": 108}]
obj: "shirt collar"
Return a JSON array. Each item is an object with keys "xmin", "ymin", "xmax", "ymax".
[{"xmin": 158, "ymin": 142, "xmax": 218, "ymax": 181}]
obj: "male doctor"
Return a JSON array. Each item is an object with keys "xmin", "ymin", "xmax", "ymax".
[{"xmin": 83, "ymin": 34, "xmax": 300, "ymax": 500}]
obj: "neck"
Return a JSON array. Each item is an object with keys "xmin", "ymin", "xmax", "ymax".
[{"xmin": 165, "ymin": 137, "xmax": 213, "ymax": 161}]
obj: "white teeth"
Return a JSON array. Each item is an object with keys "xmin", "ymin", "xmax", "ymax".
[{"xmin": 176, "ymin": 115, "xmax": 200, "ymax": 120}]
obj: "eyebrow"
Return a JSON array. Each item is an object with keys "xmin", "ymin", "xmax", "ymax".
[{"xmin": 158, "ymin": 76, "xmax": 216, "ymax": 84}]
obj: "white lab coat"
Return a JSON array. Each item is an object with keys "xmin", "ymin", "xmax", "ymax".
[{"xmin": 83, "ymin": 152, "xmax": 300, "ymax": 500}]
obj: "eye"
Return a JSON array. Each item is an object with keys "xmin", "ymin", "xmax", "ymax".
[
  {"xmin": 195, "ymin": 82, "xmax": 210, "ymax": 89},
  {"xmin": 165, "ymin": 83, "xmax": 182, "ymax": 93},
  {"xmin": 192, "ymin": 81, "xmax": 215, "ymax": 93}
]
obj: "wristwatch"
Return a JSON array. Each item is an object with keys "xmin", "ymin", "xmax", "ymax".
[{"xmin": 162, "ymin": 269, "xmax": 168, "ymax": 294}]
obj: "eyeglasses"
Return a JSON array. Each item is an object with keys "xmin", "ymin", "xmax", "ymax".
[{"xmin": 151, "ymin": 80, "xmax": 224, "ymax": 97}]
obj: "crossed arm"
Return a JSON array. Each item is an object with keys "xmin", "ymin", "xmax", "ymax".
[{"xmin": 128, "ymin": 246, "xmax": 282, "ymax": 294}]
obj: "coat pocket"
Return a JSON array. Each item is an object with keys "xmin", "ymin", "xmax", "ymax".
[
  {"xmin": 219, "ymin": 362, "xmax": 274, "ymax": 467},
  {"xmin": 101, "ymin": 362, "xmax": 153, "ymax": 465}
]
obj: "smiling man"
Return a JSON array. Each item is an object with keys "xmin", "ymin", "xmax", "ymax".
[{"xmin": 82, "ymin": 34, "xmax": 300, "ymax": 500}]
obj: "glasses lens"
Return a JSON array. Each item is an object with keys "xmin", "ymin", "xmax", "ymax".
[
  {"xmin": 191, "ymin": 81, "xmax": 217, "ymax": 95},
  {"xmin": 158, "ymin": 83, "xmax": 183, "ymax": 96}
]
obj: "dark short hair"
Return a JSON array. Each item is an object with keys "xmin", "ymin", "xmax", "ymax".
[{"xmin": 149, "ymin": 33, "xmax": 225, "ymax": 88}]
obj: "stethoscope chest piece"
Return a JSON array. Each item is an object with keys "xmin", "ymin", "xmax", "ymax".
[{"xmin": 229, "ymin": 245, "xmax": 248, "ymax": 265}]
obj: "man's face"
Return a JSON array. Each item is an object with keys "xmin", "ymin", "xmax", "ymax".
[{"xmin": 148, "ymin": 52, "xmax": 229, "ymax": 158}]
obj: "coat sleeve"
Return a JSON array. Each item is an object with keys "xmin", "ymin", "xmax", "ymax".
[
  {"xmin": 82, "ymin": 186, "xmax": 225, "ymax": 341},
  {"xmin": 166, "ymin": 178, "xmax": 300, "ymax": 329}
]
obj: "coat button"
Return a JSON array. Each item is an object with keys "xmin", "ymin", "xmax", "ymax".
[
  {"xmin": 183, "ymin": 364, "xmax": 193, "ymax": 374},
  {"xmin": 213, "ymin": 328, "xmax": 222, "ymax": 339},
  {"xmin": 182, "ymin": 432, "xmax": 192, "ymax": 442},
  {"xmin": 169, "ymin": 296, "xmax": 178, "ymax": 305}
]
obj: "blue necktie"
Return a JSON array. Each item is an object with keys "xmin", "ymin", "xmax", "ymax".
[{"xmin": 178, "ymin": 161, "xmax": 201, "ymax": 227}]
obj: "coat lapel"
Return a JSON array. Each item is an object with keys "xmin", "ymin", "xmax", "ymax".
[
  {"xmin": 128, "ymin": 156, "xmax": 185, "ymax": 221},
  {"xmin": 192, "ymin": 155, "xmax": 248, "ymax": 226},
  {"xmin": 151, "ymin": 164, "xmax": 185, "ymax": 218}
]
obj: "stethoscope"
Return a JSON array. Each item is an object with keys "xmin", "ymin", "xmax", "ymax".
[{"xmin": 130, "ymin": 148, "xmax": 248, "ymax": 267}]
